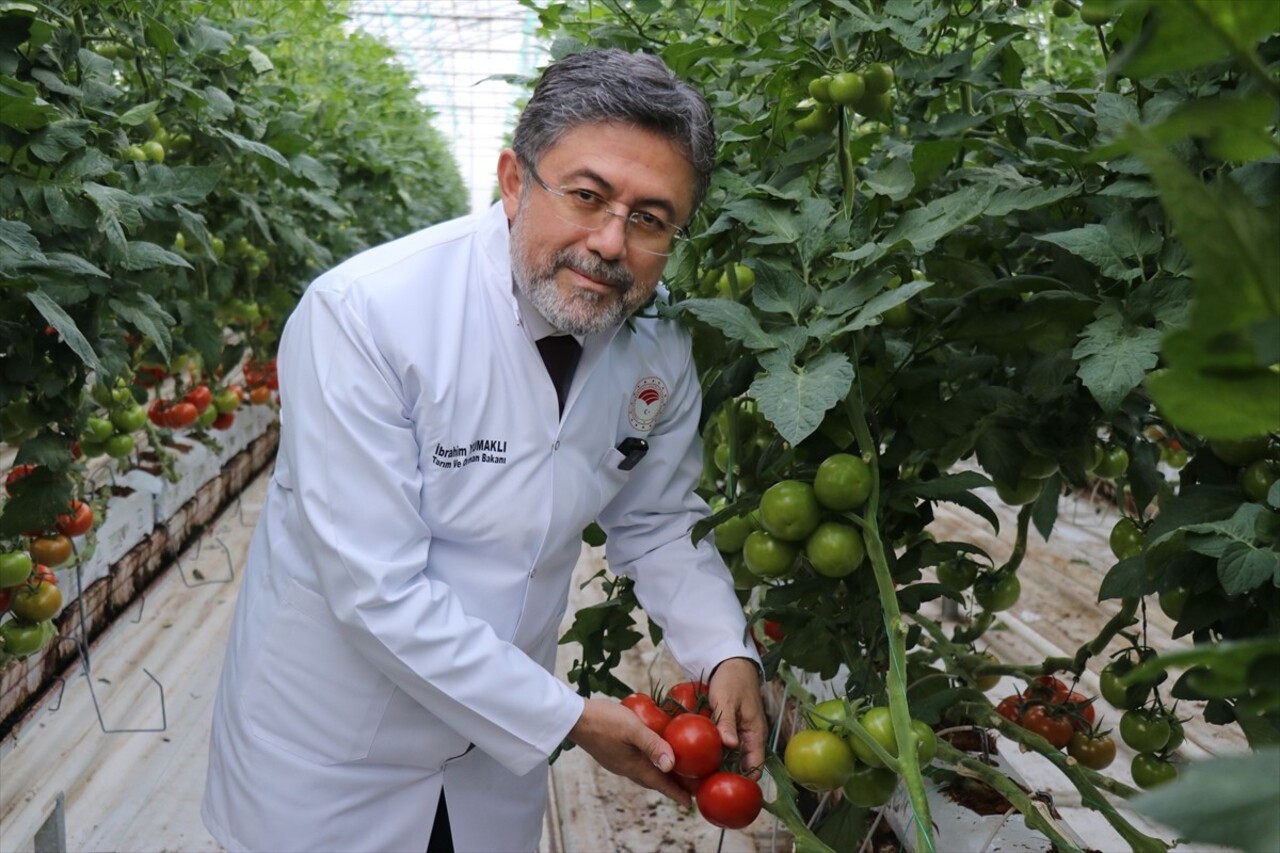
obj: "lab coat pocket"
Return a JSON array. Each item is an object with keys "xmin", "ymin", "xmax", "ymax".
[
  {"xmin": 240, "ymin": 577, "xmax": 395, "ymax": 766},
  {"xmin": 595, "ymin": 447, "xmax": 634, "ymax": 508}
]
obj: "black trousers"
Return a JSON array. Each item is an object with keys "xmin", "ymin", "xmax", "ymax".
[{"xmin": 427, "ymin": 790, "xmax": 454, "ymax": 853}]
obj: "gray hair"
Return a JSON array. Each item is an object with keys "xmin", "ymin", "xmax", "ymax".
[{"xmin": 512, "ymin": 48, "xmax": 716, "ymax": 217}]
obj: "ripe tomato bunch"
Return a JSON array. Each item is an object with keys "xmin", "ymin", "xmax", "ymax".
[
  {"xmin": 621, "ymin": 680, "xmax": 764, "ymax": 830},
  {"xmin": 995, "ymin": 675, "xmax": 1116, "ymax": 769},
  {"xmin": 243, "ymin": 356, "xmax": 278, "ymax": 406}
]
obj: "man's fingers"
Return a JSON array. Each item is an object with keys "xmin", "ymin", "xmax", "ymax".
[{"xmin": 716, "ymin": 705, "xmax": 742, "ymax": 750}]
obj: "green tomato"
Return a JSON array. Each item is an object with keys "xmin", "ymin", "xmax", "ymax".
[
  {"xmin": 712, "ymin": 501, "xmax": 755, "ymax": 553},
  {"xmin": 742, "ymin": 531, "xmax": 799, "ymax": 578},
  {"xmin": 124, "ymin": 144, "xmax": 148, "ymax": 162},
  {"xmin": 0, "ymin": 551, "xmax": 34, "ymax": 587},
  {"xmin": 796, "ymin": 104, "xmax": 837, "ymax": 136},
  {"xmin": 1242, "ymin": 460, "xmax": 1277, "ymax": 503},
  {"xmin": 141, "ymin": 140, "xmax": 165, "ymax": 163},
  {"xmin": 813, "ymin": 453, "xmax": 872, "ymax": 511},
  {"xmin": 1094, "ymin": 446, "xmax": 1130, "ymax": 480},
  {"xmin": 0, "ymin": 619, "xmax": 48, "ymax": 657},
  {"xmin": 862, "ymin": 63, "xmax": 895, "ymax": 95},
  {"xmin": 1052, "ymin": 0, "xmax": 1074, "ymax": 16},
  {"xmin": 804, "ymin": 521, "xmax": 865, "ymax": 578},
  {"xmin": 84, "ymin": 415, "xmax": 116, "ymax": 443},
  {"xmin": 995, "ymin": 475, "xmax": 1042, "ymax": 506},
  {"xmin": 1109, "ymin": 517, "xmax": 1143, "ymax": 560},
  {"xmin": 807, "ymin": 698, "xmax": 850, "ymax": 733},
  {"xmin": 784, "ymin": 729, "xmax": 856, "ymax": 792},
  {"xmin": 808, "ymin": 75, "xmax": 833, "ymax": 104},
  {"xmin": 1210, "ymin": 435, "xmax": 1269, "ymax": 467},
  {"xmin": 110, "ymin": 404, "xmax": 147, "ymax": 433},
  {"xmin": 1120, "ymin": 709, "xmax": 1171, "ymax": 753},
  {"xmin": 849, "ymin": 706, "xmax": 896, "ymax": 768},
  {"xmin": 973, "ymin": 573, "xmax": 1021, "ymax": 612},
  {"xmin": 842, "ymin": 764, "xmax": 899, "ymax": 808},
  {"xmin": 1099, "ymin": 659, "xmax": 1151, "ymax": 710},
  {"xmin": 1021, "ymin": 454, "xmax": 1059, "ymax": 480},
  {"xmin": 759, "ymin": 480, "xmax": 821, "ymax": 542},
  {"xmin": 104, "ymin": 433, "xmax": 136, "ymax": 458},
  {"xmin": 1158, "ymin": 586, "xmax": 1190, "ymax": 621},
  {"xmin": 1079, "ymin": 2, "xmax": 1112, "ymax": 25},
  {"xmin": 1131, "ymin": 754, "xmax": 1178, "ymax": 789},
  {"xmin": 196, "ymin": 404, "xmax": 219, "ymax": 429},
  {"xmin": 936, "ymin": 559, "xmax": 978, "ymax": 591},
  {"xmin": 828, "ymin": 71, "xmax": 866, "ymax": 106}
]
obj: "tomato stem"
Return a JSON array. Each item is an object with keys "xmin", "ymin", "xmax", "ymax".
[{"xmin": 844, "ymin": 383, "xmax": 936, "ymax": 853}]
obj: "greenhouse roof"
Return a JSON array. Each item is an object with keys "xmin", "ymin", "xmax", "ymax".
[{"xmin": 347, "ymin": 0, "xmax": 548, "ymax": 214}]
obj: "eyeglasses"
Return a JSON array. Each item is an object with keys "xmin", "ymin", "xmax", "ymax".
[{"xmin": 523, "ymin": 162, "xmax": 687, "ymax": 257}]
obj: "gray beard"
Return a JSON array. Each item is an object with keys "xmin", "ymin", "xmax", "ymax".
[{"xmin": 510, "ymin": 215, "xmax": 639, "ymax": 336}]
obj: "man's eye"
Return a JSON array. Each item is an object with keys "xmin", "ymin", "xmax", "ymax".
[
  {"xmin": 630, "ymin": 211, "xmax": 664, "ymax": 232},
  {"xmin": 568, "ymin": 188, "xmax": 604, "ymax": 205}
]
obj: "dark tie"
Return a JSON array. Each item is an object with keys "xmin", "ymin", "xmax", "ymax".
[{"xmin": 536, "ymin": 334, "xmax": 581, "ymax": 415}]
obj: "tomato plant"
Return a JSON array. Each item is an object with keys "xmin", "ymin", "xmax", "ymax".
[
  {"xmin": 973, "ymin": 574, "xmax": 1021, "ymax": 613},
  {"xmin": 665, "ymin": 713, "xmax": 723, "ymax": 779},
  {"xmin": 695, "ymin": 772, "xmax": 763, "ymax": 829}
]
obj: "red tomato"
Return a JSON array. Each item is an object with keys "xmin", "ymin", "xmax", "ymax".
[
  {"xmin": 1061, "ymin": 691, "xmax": 1097, "ymax": 731},
  {"xmin": 249, "ymin": 385, "xmax": 272, "ymax": 406},
  {"xmin": 34, "ymin": 564, "xmax": 57, "ymax": 585},
  {"xmin": 1023, "ymin": 675, "xmax": 1070, "ymax": 704},
  {"xmin": 1021, "ymin": 704, "xmax": 1074, "ymax": 748},
  {"xmin": 996, "ymin": 694, "xmax": 1023, "ymax": 724},
  {"xmin": 5, "ymin": 464, "xmax": 36, "ymax": 496},
  {"xmin": 0, "ymin": 587, "xmax": 11, "ymax": 613},
  {"xmin": 621, "ymin": 693, "xmax": 670, "ymax": 736},
  {"xmin": 183, "ymin": 385, "xmax": 212, "ymax": 413},
  {"xmin": 56, "ymin": 501, "xmax": 94, "ymax": 537},
  {"xmin": 663, "ymin": 680, "xmax": 712, "ymax": 718},
  {"xmin": 664, "ymin": 713, "xmax": 723, "ymax": 779},
  {"xmin": 212, "ymin": 412, "xmax": 236, "ymax": 430},
  {"xmin": 149, "ymin": 399, "xmax": 173, "ymax": 427},
  {"xmin": 167, "ymin": 401, "xmax": 199, "ymax": 428},
  {"xmin": 696, "ymin": 772, "xmax": 763, "ymax": 829}
]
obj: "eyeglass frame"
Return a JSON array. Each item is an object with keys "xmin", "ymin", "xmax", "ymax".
[{"xmin": 520, "ymin": 159, "xmax": 690, "ymax": 257}]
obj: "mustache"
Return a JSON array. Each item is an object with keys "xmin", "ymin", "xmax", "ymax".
[{"xmin": 552, "ymin": 249, "xmax": 633, "ymax": 290}]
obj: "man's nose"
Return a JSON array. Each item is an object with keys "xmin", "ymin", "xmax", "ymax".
[{"xmin": 584, "ymin": 212, "xmax": 629, "ymax": 261}]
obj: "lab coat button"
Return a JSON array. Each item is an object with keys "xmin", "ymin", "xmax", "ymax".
[{"xmin": 553, "ymin": 440, "xmax": 560, "ymax": 451}]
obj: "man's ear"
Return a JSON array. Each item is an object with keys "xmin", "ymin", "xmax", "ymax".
[{"xmin": 497, "ymin": 149, "xmax": 523, "ymax": 220}]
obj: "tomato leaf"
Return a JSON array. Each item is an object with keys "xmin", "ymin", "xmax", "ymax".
[
  {"xmin": 1111, "ymin": 0, "xmax": 1278, "ymax": 80},
  {"xmin": 26, "ymin": 289, "xmax": 106, "ymax": 376},
  {"xmin": 894, "ymin": 471, "xmax": 1000, "ymax": 534},
  {"xmin": 1073, "ymin": 308, "xmax": 1161, "ymax": 413},
  {"xmin": 677, "ymin": 298, "xmax": 775, "ymax": 351},
  {"xmin": 751, "ymin": 263, "xmax": 813, "ymax": 321},
  {"xmin": 1098, "ymin": 555, "xmax": 1152, "ymax": 601},
  {"xmin": 751, "ymin": 350, "xmax": 853, "ymax": 447}
]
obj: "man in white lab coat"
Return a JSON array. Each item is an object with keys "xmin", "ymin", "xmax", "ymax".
[{"xmin": 202, "ymin": 48, "xmax": 765, "ymax": 852}]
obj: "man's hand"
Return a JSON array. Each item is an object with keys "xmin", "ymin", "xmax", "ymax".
[
  {"xmin": 568, "ymin": 698, "xmax": 693, "ymax": 807},
  {"xmin": 708, "ymin": 657, "xmax": 768, "ymax": 777}
]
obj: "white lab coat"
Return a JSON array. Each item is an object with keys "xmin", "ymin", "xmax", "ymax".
[{"xmin": 201, "ymin": 203, "xmax": 756, "ymax": 852}]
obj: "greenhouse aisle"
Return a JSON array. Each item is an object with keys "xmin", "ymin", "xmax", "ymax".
[{"xmin": 0, "ymin": 467, "xmax": 773, "ymax": 853}]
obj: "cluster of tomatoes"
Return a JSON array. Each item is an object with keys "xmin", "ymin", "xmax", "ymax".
[
  {"xmin": 621, "ymin": 681, "xmax": 764, "ymax": 831},
  {"xmin": 996, "ymin": 675, "xmax": 1118, "ymax": 771},
  {"xmin": 786, "ymin": 699, "xmax": 934, "ymax": 809},
  {"xmin": 800, "ymin": 60, "xmax": 897, "ymax": 134},
  {"xmin": 242, "ymin": 357, "xmax": 279, "ymax": 407},
  {"xmin": 1, "ymin": 468, "xmax": 72, "ymax": 659},
  {"xmin": 714, "ymin": 452, "xmax": 873, "ymax": 584},
  {"xmin": 147, "ymin": 383, "xmax": 243, "ymax": 432}
]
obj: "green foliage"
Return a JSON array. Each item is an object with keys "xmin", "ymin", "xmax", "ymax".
[
  {"xmin": 0, "ymin": 0, "xmax": 465, "ymax": 534},
  {"xmin": 531, "ymin": 0, "xmax": 1278, "ymax": 848}
]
